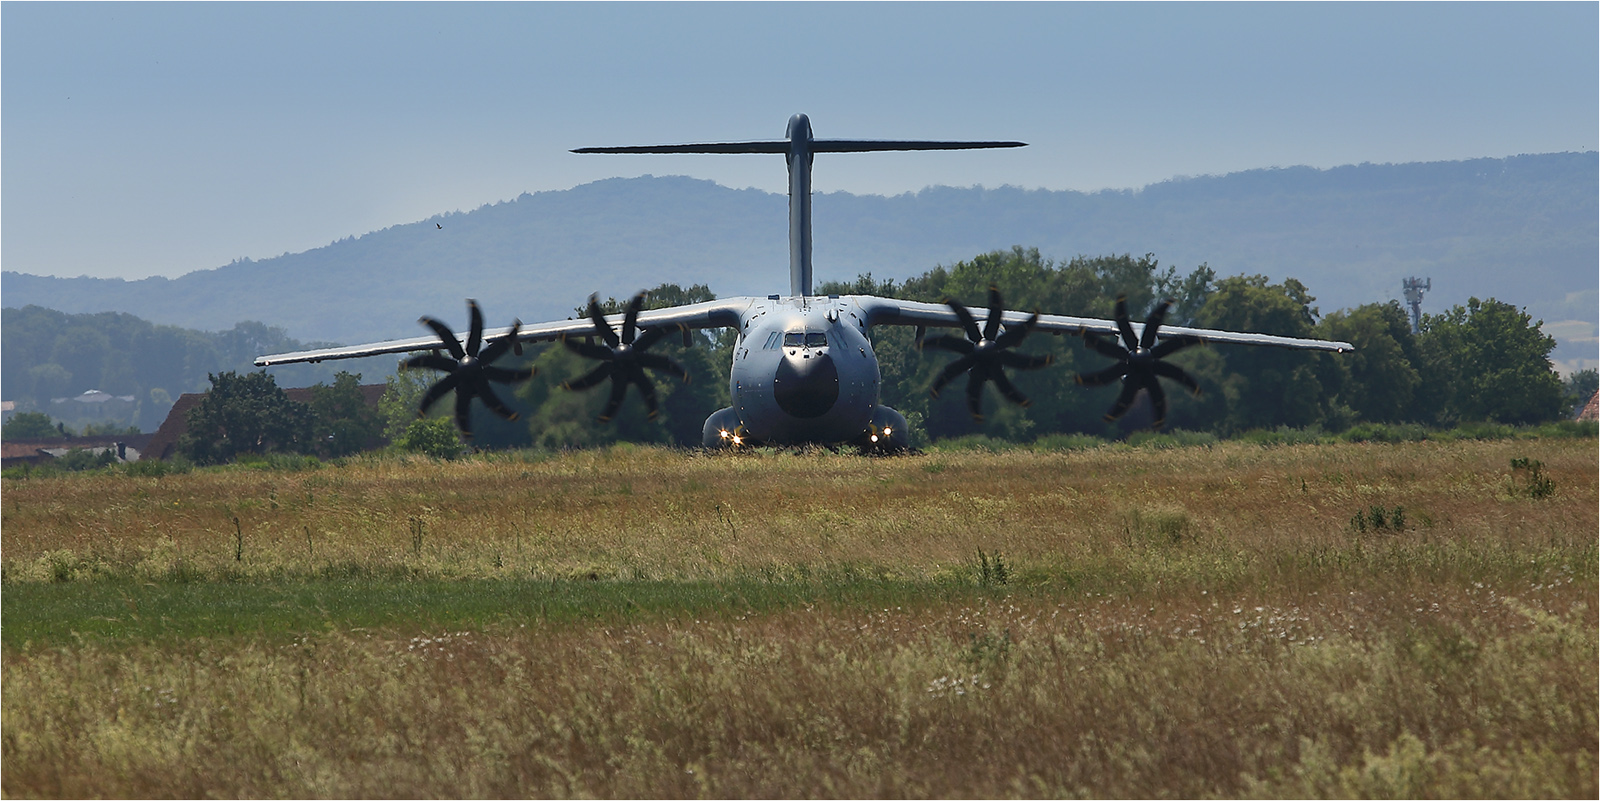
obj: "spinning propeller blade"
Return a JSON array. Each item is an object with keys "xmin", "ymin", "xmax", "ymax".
[
  {"xmin": 403, "ymin": 300, "xmax": 536, "ymax": 442},
  {"xmin": 1075, "ymin": 296, "xmax": 1205, "ymax": 429},
  {"xmin": 919, "ymin": 285, "xmax": 1054, "ymax": 422},
  {"xmin": 561, "ymin": 292, "xmax": 690, "ymax": 422}
]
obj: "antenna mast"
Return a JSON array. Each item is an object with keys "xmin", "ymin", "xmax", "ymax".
[{"xmin": 1402, "ymin": 277, "xmax": 1431, "ymax": 334}]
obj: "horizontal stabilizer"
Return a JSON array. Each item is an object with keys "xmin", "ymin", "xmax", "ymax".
[
  {"xmin": 572, "ymin": 141, "xmax": 790, "ymax": 154},
  {"xmin": 571, "ymin": 115, "xmax": 1028, "ymax": 298},
  {"xmin": 810, "ymin": 139, "xmax": 1027, "ymax": 152},
  {"xmin": 572, "ymin": 140, "xmax": 1027, "ymax": 155}
]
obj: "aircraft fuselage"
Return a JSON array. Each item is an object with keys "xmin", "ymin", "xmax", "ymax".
[{"xmin": 705, "ymin": 295, "xmax": 905, "ymax": 449}]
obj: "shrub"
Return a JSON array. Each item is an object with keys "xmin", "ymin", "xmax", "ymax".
[
  {"xmin": 1529, "ymin": 420, "xmax": 1598, "ymax": 439},
  {"xmin": 121, "ymin": 457, "xmax": 193, "ymax": 477},
  {"xmin": 395, "ymin": 417, "xmax": 464, "ymax": 459},
  {"xmin": 1440, "ymin": 421, "xmax": 1516, "ymax": 441},
  {"xmin": 1509, "ymin": 457, "xmax": 1555, "ymax": 499},
  {"xmin": 1236, "ymin": 426, "xmax": 1327, "ymax": 446},
  {"xmin": 1341, "ymin": 423, "xmax": 1430, "ymax": 443},
  {"xmin": 930, "ymin": 434, "xmax": 1017, "ymax": 453},
  {"xmin": 1125, "ymin": 506, "xmax": 1194, "ymax": 546},
  {"xmin": 1127, "ymin": 429, "xmax": 1218, "ymax": 449},
  {"xmin": 55, "ymin": 448, "xmax": 119, "ymax": 472},
  {"xmin": 973, "ymin": 548, "xmax": 1009, "ymax": 587},
  {"xmin": 1032, "ymin": 433, "xmax": 1108, "ymax": 451}
]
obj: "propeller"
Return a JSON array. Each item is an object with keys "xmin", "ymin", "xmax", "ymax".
[
  {"xmin": 920, "ymin": 285, "xmax": 1054, "ymax": 422},
  {"xmin": 1075, "ymin": 295, "xmax": 1205, "ymax": 428},
  {"xmin": 404, "ymin": 299, "xmax": 535, "ymax": 441},
  {"xmin": 561, "ymin": 292, "xmax": 690, "ymax": 422}
]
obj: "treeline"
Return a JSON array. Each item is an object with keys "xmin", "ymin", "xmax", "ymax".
[
  {"xmin": 1, "ymin": 306, "xmax": 398, "ymax": 432},
  {"xmin": 823, "ymin": 248, "xmax": 1586, "ymax": 442},
  {"xmin": 177, "ymin": 371, "xmax": 384, "ymax": 464},
  {"xmin": 384, "ymin": 249, "xmax": 1590, "ymax": 452},
  {"xmin": 94, "ymin": 248, "xmax": 1590, "ymax": 462}
]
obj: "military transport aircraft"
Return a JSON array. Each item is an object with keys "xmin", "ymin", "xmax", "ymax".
[{"xmin": 255, "ymin": 113, "xmax": 1352, "ymax": 450}]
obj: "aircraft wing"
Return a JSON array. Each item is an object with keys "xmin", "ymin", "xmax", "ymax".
[
  {"xmin": 853, "ymin": 296, "xmax": 1354, "ymax": 353},
  {"xmin": 254, "ymin": 298, "xmax": 751, "ymax": 367}
]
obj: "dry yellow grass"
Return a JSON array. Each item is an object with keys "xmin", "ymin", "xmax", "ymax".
[
  {"xmin": 3, "ymin": 439, "xmax": 1594, "ymax": 584},
  {"xmin": 2, "ymin": 439, "xmax": 1595, "ymax": 797},
  {"xmin": 4, "ymin": 589, "xmax": 1593, "ymax": 797}
]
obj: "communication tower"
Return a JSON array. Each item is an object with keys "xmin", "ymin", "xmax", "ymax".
[{"xmin": 1402, "ymin": 277, "xmax": 1431, "ymax": 334}]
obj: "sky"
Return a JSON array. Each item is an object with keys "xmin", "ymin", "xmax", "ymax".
[{"xmin": 4, "ymin": 2, "xmax": 1596, "ymax": 282}]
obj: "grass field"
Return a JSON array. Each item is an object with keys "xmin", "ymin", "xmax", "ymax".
[{"xmin": 3, "ymin": 438, "xmax": 1595, "ymax": 797}]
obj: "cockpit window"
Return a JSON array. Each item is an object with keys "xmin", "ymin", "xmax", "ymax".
[{"xmin": 782, "ymin": 332, "xmax": 830, "ymax": 349}]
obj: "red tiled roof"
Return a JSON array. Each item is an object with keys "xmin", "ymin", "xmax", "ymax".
[
  {"xmin": 2, "ymin": 433, "xmax": 154, "ymax": 467},
  {"xmin": 143, "ymin": 393, "xmax": 206, "ymax": 461},
  {"xmin": 2, "ymin": 442, "xmax": 49, "ymax": 461}
]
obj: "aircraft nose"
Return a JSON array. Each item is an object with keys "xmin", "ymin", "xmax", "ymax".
[{"xmin": 773, "ymin": 350, "xmax": 838, "ymax": 419}]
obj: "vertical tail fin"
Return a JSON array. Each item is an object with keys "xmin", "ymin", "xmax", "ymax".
[{"xmin": 573, "ymin": 114, "xmax": 1026, "ymax": 297}]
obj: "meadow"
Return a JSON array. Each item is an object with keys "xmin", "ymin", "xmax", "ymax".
[{"xmin": 3, "ymin": 437, "xmax": 1595, "ymax": 797}]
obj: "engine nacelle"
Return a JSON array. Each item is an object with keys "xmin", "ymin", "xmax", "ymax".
[{"xmin": 854, "ymin": 405, "xmax": 909, "ymax": 452}]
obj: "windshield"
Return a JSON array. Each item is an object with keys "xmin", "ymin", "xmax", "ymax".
[{"xmin": 783, "ymin": 332, "xmax": 829, "ymax": 348}]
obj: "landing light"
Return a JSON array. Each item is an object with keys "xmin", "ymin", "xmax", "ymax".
[
  {"xmin": 732, "ymin": 435, "xmax": 744, "ymax": 446},
  {"xmin": 882, "ymin": 427, "xmax": 892, "ymax": 437},
  {"xmin": 870, "ymin": 434, "xmax": 879, "ymax": 443},
  {"xmin": 719, "ymin": 429, "xmax": 730, "ymax": 439}
]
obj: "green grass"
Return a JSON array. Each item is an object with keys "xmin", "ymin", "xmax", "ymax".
[
  {"xmin": 2, "ymin": 575, "xmax": 1009, "ymax": 648},
  {"xmin": 9, "ymin": 526, "xmax": 1590, "ymax": 649}
]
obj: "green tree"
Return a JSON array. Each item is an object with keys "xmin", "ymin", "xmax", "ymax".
[
  {"xmin": 533, "ymin": 283, "xmax": 730, "ymax": 447},
  {"xmin": 80, "ymin": 421, "xmax": 144, "ymax": 437},
  {"xmin": 51, "ymin": 447, "xmax": 119, "ymax": 472},
  {"xmin": 26, "ymin": 363, "xmax": 73, "ymax": 403},
  {"xmin": 2, "ymin": 412, "xmax": 61, "ymax": 440},
  {"xmin": 1153, "ymin": 263, "xmax": 1216, "ymax": 327},
  {"xmin": 1197, "ymin": 275, "xmax": 1339, "ymax": 431},
  {"xmin": 1563, "ymin": 368, "xmax": 1597, "ymax": 418},
  {"xmin": 394, "ymin": 417, "xmax": 464, "ymax": 459},
  {"xmin": 1416, "ymin": 298, "xmax": 1565, "ymax": 425},
  {"xmin": 1317, "ymin": 301, "xmax": 1420, "ymax": 423},
  {"xmin": 178, "ymin": 371, "xmax": 311, "ymax": 464},
  {"xmin": 309, "ymin": 371, "xmax": 384, "ymax": 457},
  {"xmin": 379, "ymin": 368, "xmax": 469, "ymax": 455},
  {"xmin": 824, "ymin": 249, "xmax": 1221, "ymax": 440},
  {"xmin": 379, "ymin": 369, "xmax": 438, "ymax": 442}
]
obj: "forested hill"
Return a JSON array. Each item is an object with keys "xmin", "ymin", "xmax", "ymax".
[
  {"xmin": 4, "ymin": 152, "xmax": 1594, "ymax": 367},
  {"xmin": 0, "ymin": 306, "xmax": 400, "ymax": 432}
]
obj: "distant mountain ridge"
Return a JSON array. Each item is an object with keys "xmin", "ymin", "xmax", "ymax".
[{"xmin": 5, "ymin": 152, "xmax": 1595, "ymax": 368}]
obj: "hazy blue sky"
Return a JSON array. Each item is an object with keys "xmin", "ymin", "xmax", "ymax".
[{"xmin": 4, "ymin": 2, "xmax": 1596, "ymax": 281}]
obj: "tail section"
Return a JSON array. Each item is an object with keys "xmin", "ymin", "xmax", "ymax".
[{"xmin": 574, "ymin": 114, "xmax": 1026, "ymax": 297}]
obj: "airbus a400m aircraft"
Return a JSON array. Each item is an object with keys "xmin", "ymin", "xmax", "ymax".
[{"xmin": 256, "ymin": 114, "xmax": 1352, "ymax": 450}]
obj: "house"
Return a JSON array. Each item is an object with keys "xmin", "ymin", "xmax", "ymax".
[
  {"xmin": 1579, "ymin": 391, "xmax": 1598, "ymax": 422},
  {"xmin": 2, "ymin": 433, "xmax": 155, "ymax": 469},
  {"xmin": 142, "ymin": 383, "xmax": 388, "ymax": 461},
  {"xmin": 50, "ymin": 389, "xmax": 138, "ymax": 421}
]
